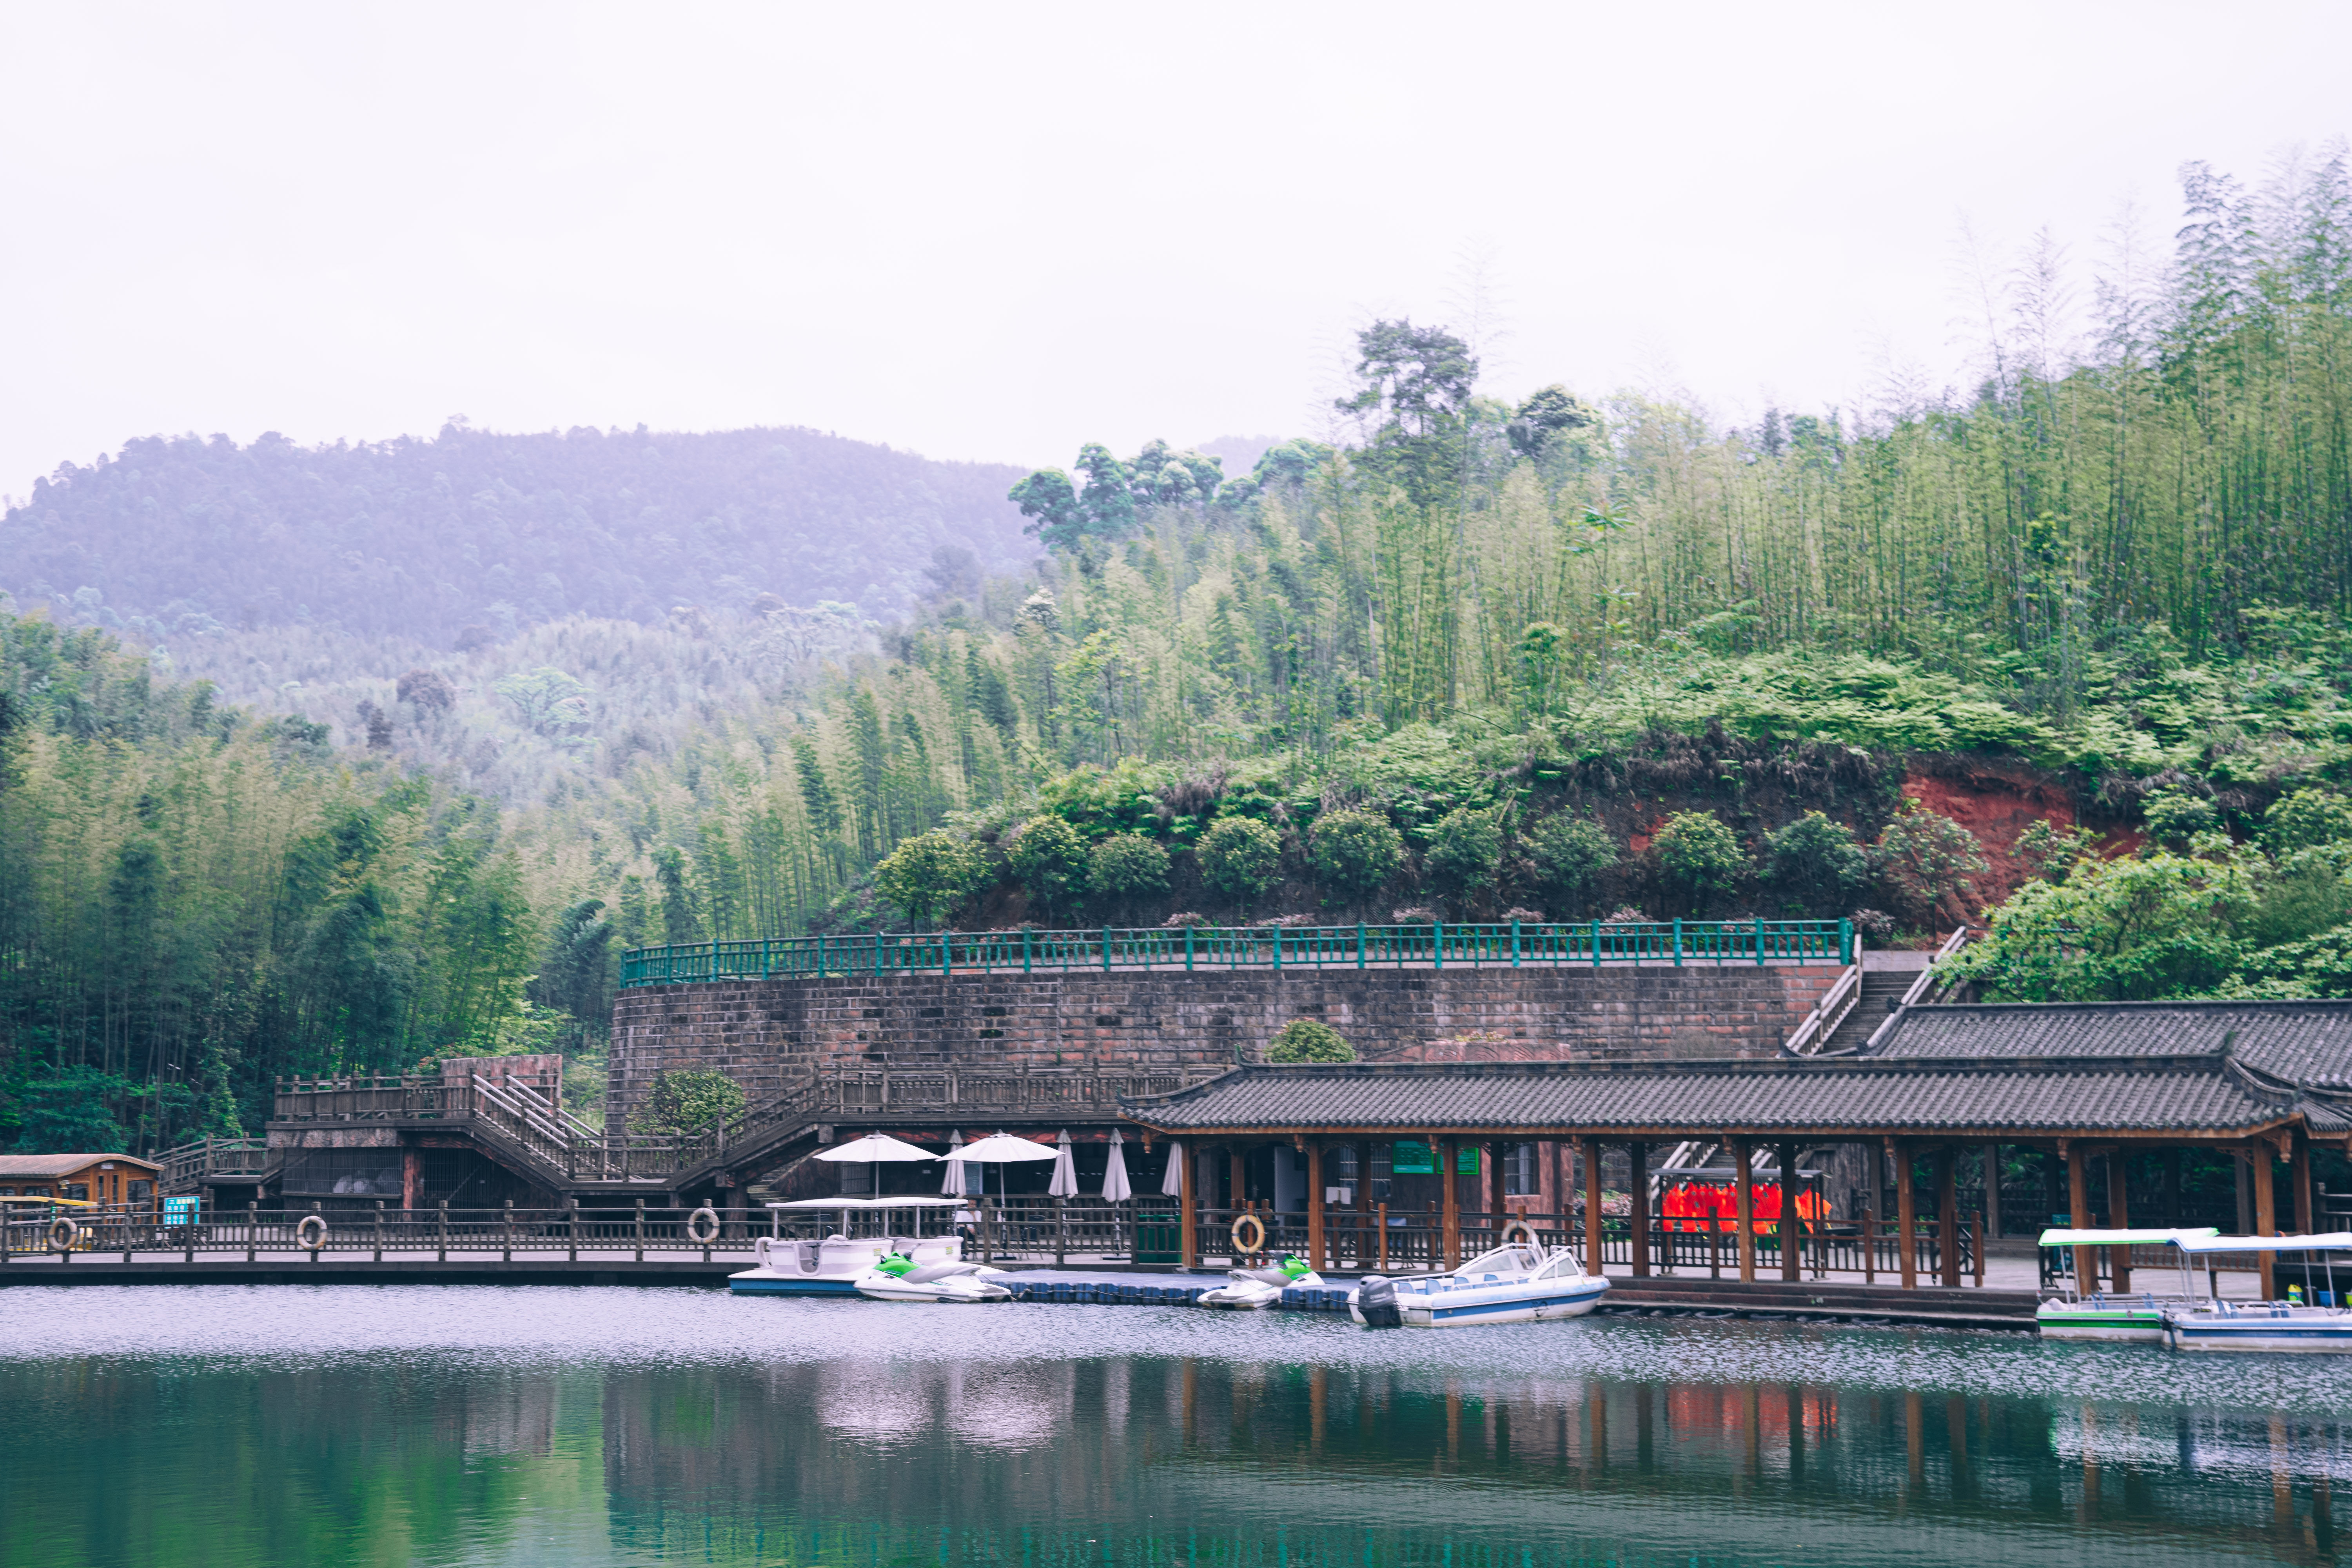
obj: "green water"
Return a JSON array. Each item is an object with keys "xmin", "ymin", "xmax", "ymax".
[{"xmin": 2, "ymin": 1286, "xmax": 2347, "ymax": 1566}]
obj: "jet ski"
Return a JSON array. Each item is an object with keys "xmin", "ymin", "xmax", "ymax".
[
  {"xmin": 1196, "ymin": 1254, "xmax": 1326, "ymax": 1309},
  {"xmin": 853, "ymin": 1251, "xmax": 1014, "ymax": 1303},
  {"xmin": 1349, "ymin": 1243, "xmax": 1608, "ymax": 1327}
]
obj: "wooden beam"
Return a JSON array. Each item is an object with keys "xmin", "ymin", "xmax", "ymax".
[
  {"xmin": 2254, "ymin": 1143, "xmax": 2278, "ymax": 1301},
  {"xmin": 2293, "ymin": 1130, "xmax": 2315, "ymax": 1234},
  {"xmin": 2109, "ymin": 1150, "xmax": 2132, "ymax": 1294},
  {"xmin": 2066, "ymin": 1141, "xmax": 2092, "ymax": 1290},
  {"xmin": 1628, "ymin": 1141, "xmax": 1650, "ymax": 1278},
  {"xmin": 1307, "ymin": 1143, "xmax": 1325, "ymax": 1272},
  {"xmin": 1179, "ymin": 1140, "xmax": 1197, "ymax": 1270},
  {"xmin": 1732, "ymin": 1137, "xmax": 1756, "ymax": 1283},
  {"xmin": 1580, "ymin": 1135, "xmax": 1604, "ymax": 1278},
  {"xmin": 1936, "ymin": 1147, "xmax": 1960, "ymax": 1289},
  {"xmin": 1779, "ymin": 1139, "xmax": 1800, "ymax": 1283},
  {"xmin": 1441, "ymin": 1136, "xmax": 1461, "ymax": 1269},
  {"xmin": 1893, "ymin": 1140, "xmax": 1918, "ymax": 1290}
]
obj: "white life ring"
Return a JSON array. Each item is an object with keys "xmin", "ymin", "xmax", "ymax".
[
  {"xmin": 1501, "ymin": 1218, "xmax": 1540, "ymax": 1247},
  {"xmin": 295, "ymin": 1214, "xmax": 329, "ymax": 1251},
  {"xmin": 687, "ymin": 1206, "xmax": 721, "ymax": 1244},
  {"xmin": 1230, "ymin": 1212, "xmax": 1267, "ymax": 1256},
  {"xmin": 46, "ymin": 1217, "xmax": 80, "ymax": 1252}
]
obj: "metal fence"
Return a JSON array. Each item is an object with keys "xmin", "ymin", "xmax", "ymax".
[{"xmin": 621, "ymin": 918, "xmax": 1854, "ymax": 988}]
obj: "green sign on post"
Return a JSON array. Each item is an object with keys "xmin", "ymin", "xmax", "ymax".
[{"xmin": 1389, "ymin": 1140, "xmax": 1478, "ymax": 1175}]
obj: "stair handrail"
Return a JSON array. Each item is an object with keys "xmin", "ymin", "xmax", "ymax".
[
  {"xmin": 1858, "ymin": 926, "xmax": 1975, "ymax": 1052},
  {"xmin": 1783, "ymin": 934, "xmax": 1865, "ymax": 1056}
]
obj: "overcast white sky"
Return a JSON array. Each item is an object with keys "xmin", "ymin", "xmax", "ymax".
[{"xmin": 4, "ymin": 3, "xmax": 2348, "ymax": 498}]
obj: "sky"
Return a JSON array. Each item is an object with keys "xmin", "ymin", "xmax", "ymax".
[{"xmin": 3, "ymin": 2, "xmax": 2349, "ymax": 499}]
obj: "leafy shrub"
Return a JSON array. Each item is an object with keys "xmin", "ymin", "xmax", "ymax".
[
  {"xmin": 1942, "ymin": 852, "xmax": 2256, "ymax": 1001},
  {"xmin": 872, "ymin": 830, "xmax": 988, "ymax": 928},
  {"xmin": 2013, "ymin": 818, "xmax": 2096, "ymax": 883},
  {"xmin": 629, "ymin": 1069, "xmax": 746, "ymax": 1134},
  {"xmin": 1088, "ymin": 833, "xmax": 1171, "ymax": 902},
  {"xmin": 1161, "ymin": 910, "xmax": 1209, "ymax": 927},
  {"xmin": 1652, "ymin": 811, "xmax": 1748, "ymax": 915},
  {"xmin": 2141, "ymin": 790, "xmax": 2217, "ymax": 850},
  {"xmin": 2262, "ymin": 788, "xmax": 2352, "ymax": 853},
  {"xmin": 1007, "ymin": 815, "xmax": 1089, "ymax": 916},
  {"xmin": 1526, "ymin": 814, "xmax": 1618, "ymax": 908},
  {"xmin": 1851, "ymin": 907, "xmax": 1898, "ymax": 941},
  {"xmin": 1760, "ymin": 811, "xmax": 1870, "ymax": 916},
  {"xmin": 1871, "ymin": 808, "xmax": 1989, "ymax": 922},
  {"xmin": 1197, "ymin": 816, "xmax": 1283, "ymax": 907},
  {"xmin": 1309, "ymin": 808, "xmax": 1405, "ymax": 901},
  {"xmin": 1264, "ymin": 1020, "xmax": 1355, "ymax": 1063},
  {"xmin": 1426, "ymin": 806, "xmax": 1505, "ymax": 894},
  {"xmin": 1501, "ymin": 906, "xmax": 1545, "ymax": 922},
  {"xmin": 1391, "ymin": 906, "xmax": 1440, "ymax": 923},
  {"xmin": 1604, "ymin": 905, "xmax": 1648, "ymax": 923}
]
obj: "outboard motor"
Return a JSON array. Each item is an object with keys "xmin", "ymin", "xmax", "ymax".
[{"xmin": 1356, "ymin": 1274, "xmax": 1402, "ymax": 1328}]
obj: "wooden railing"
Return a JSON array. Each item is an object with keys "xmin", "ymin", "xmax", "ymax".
[
  {"xmin": 2, "ymin": 1201, "xmax": 768, "ymax": 1263},
  {"xmin": 621, "ymin": 918, "xmax": 1855, "ymax": 988},
  {"xmin": 156, "ymin": 1137, "xmax": 269, "ymax": 1191}
]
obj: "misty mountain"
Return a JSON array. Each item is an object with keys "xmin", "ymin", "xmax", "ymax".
[{"xmin": 1, "ymin": 422, "xmax": 1037, "ymax": 646}]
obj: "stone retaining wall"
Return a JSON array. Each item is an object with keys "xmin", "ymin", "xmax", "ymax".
[{"xmin": 607, "ymin": 964, "xmax": 1843, "ymax": 1123}]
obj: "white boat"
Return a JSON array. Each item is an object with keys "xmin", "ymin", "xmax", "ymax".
[
  {"xmin": 729, "ymin": 1197, "xmax": 969, "ymax": 1298},
  {"xmin": 2033, "ymin": 1227, "xmax": 2218, "ymax": 1341},
  {"xmin": 1349, "ymin": 1243, "xmax": 1608, "ymax": 1328},
  {"xmin": 2163, "ymin": 1231, "xmax": 2352, "ymax": 1353},
  {"xmin": 853, "ymin": 1254, "xmax": 1012, "ymax": 1303},
  {"xmin": 1197, "ymin": 1256, "xmax": 1327, "ymax": 1309}
]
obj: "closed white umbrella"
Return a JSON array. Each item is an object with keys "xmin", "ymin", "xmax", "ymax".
[
  {"xmin": 942, "ymin": 1131, "xmax": 979, "ymax": 1196},
  {"xmin": 1102, "ymin": 1129, "xmax": 1133, "ymax": 1203},
  {"xmin": 1048, "ymin": 1129, "xmax": 1080, "ymax": 1199},
  {"xmin": 815, "ymin": 1132, "xmax": 940, "ymax": 1163},
  {"xmin": 1160, "ymin": 1140, "xmax": 1185, "ymax": 1198}
]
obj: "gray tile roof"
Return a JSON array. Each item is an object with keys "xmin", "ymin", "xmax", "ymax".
[
  {"xmin": 1871, "ymin": 1002, "xmax": 2352, "ymax": 1089},
  {"xmin": 1122, "ymin": 1056, "xmax": 2312, "ymax": 1138}
]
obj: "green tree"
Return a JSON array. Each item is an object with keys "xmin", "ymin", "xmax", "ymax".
[
  {"xmin": 1526, "ymin": 814, "xmax": 1618, "ymax": 913},
  {"xmin": 873, "ymin": 830, "xmax": 989, "ymax": 928},
  {"xmin": 654, "ymin": 846, "xmax": 701, "ymax": 945},
  {"xmin": 1426, "ymin": 806, "xmax": 1505, "ymax": 898},
  {"xmin": 1944, "ymin": 852, "xmax": 2256, "ymax": 1000},
  {"xmin": 1761, "ymin": 812, "xmax": 1871, "ymax": 916},
  {"xmin": 1197, "ymin": 816, "xmax": 1283, "ymax": 909},
  {"xmin": 1653, "ymin": 811, "xmax": 1748, "ymax": 915},
  {"xmin": 2142, "ymin": 790, "xmax": 2217, "ymax": 850},
  {"xmin": 628, "ymin": 1069, "xmax": 748, "ymax": 1134},
  {"xmin": 12, "ymin": 1066, "xmax": 134, "ymax": 1153},
  {"xmin": 2013, "ymin": 818, "xmax": 2096, "ymax": 883},
  {"xmin": 1088, "ymin": 833, "xmax": 1170, "ymax": 909},
  {"xmin": 1308, "ymin": 808, "xmax": 1405, "ymax": 904},
  {"xmin": 1871, "ymin": 808, "xmax": 1989, "ymax": 924},
  {"xmin": 1264, "ymin": 1020, "xmax": 1354, "ymax": 1063},
  {"xmin": 1006, "ymin": 815, "xmax": 1089, "ymax": 917},
  {"xmin": 2262, "ymin": 788, "xmax": 2352, "ymax": 853}
]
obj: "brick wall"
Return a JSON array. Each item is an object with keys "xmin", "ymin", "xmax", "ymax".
[{"xmin": 607, "ymin": 963, "xmax": 1841, "ymax": 1122}]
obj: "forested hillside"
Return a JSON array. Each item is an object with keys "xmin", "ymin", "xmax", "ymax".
[
  {"xmin": 7, "ymin": 147, "xmax": 2352, "ymax": 1153},
  {"xmin": 0, "ymin": 422, "xmax": 1035, "ymax": 644}
]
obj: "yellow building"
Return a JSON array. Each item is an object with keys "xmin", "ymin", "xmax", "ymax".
[{"xmin": 0, "ymin": 1153, "xmax": 162, "ymax": 1211}]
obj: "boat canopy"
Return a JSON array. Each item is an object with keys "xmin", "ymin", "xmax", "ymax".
[
  {"xmin": 764, "ymin": 1196, "xmax": 964, "ymax": 1210},
  {"xmin": 2036, "ymin": 1226, "xmax": 2219, "ymax": 1248},
  {"xmin": 2172, "ymin": 1231, "xmax": 2352, "ymax": 1254}
]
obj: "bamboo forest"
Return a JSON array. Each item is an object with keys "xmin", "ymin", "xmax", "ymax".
[{"xmin": 7, "ymin": 147, "xmax": 2352, "ymax": 1152}]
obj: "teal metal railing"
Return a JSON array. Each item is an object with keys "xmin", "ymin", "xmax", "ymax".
[{"xmin": 619, "ymin": 918, "xmax": 1851, "ymax": 988}]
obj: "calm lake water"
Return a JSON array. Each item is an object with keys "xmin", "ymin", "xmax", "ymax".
[{"xmin": 2, "ymin": 1286, "xmax": 2347, "ymax": 1567}]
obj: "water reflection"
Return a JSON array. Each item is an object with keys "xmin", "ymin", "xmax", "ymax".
[{"xmin": 2, "ymin": 1289, "xmax": 2348, "ymax": 1566}]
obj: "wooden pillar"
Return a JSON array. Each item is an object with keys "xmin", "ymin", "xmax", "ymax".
[
  {"xmin": 1936, "ymin": 1146, "xmax": 1960, "ymax": 1288},
  {"xmin": 2065, "ymin": 1142, "xmax": 2093, "ymax": 1290},
  {"xmin": 1894, "ymin": 1140, "xmax": 1918, "ymax": 1290},
  {"xmin": 1580, "ymin": 1136, "xmax": 1604, "ymax": 1278},
  {"xmin": 1179, "ymin": 1143, "xmax": 1198, "ymax": 1269},
  {"xmin": 1307, "ymin": 1143, "xmax": 1325, "ymax": 1271},
  {"xmin": 1984, "ymin": 1141, "xmax": 2002, "ymax": 1242},
  {"xmin": 1778, "ymin": 1140, "xmax": 1801, "ymax": 1282},
  {"xmin": 1550, "ymin": 1140, "xmax": 1568, "ymax": 1225},
  {"xmin": 2108, "ymin": 1150, "xmax": 2132, "ymax": 1294},
  {"xmin": 2293, "ymin": 1131, "xmax": 2315, "ymax": 1234},
  {"xmin": 401, "ymin": 1147, "xmax": 422, "ymax": 1212},
  {"xmin": 2254, "ymin": 1141, "xmax": 2278, "ymax": 1301},
  {"xmin": 1229, "ymin": 1147, "xmax": 1247, "ymax": 1221},
  {"xmin": 1732, "ymin": 1137, "xmax": 1756, "ymax": 1283},
  {"xmin": 1441, "ymin": 1136, "xmax": 1461, "ymax": 1269},
  {"xmin": 1488, "ymin": 1140, "xmax": 1507, "ymax": 1233},
  {"xmin": 1628, "ymin": 1141, "xmax": 1650, "ymax": 1278}
]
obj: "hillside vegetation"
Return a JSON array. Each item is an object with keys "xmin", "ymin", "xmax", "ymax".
[{"xmin": 5, "ymin": 147, "xmax": 2352, "ymax": 1152}]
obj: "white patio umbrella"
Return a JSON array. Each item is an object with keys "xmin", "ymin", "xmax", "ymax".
[
  {"xmin": 1047, "ymin": 1129, "xmax": 1080, "ymax": 1199},
  {"xmin": 941, "ymin": 1131, "xmax": 982, "ymax": 1196},
  {"xmin": 814, "ymin": 1132, "xmax": 940, "ymax": 1163},
  {"xmin": 1160, "ymin": 1139, "xmax": 1186, "ymax": 1198},
  {"xmin": 946, "ymin": 1131, "xmax": 1061, "ymax": 1260},
  {"xmin": 1101, "ymin": 1129, "xmax": 1133, "ymax": 1203}
]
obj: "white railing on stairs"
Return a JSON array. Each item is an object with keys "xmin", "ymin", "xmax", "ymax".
[
  {"xmin": 1783, "ymin": 936, "xmax": 1864, "ymax": 1056},
  {"xmin": 1860, "ymin": 926, "xmax": 1973, "ymax": 1051}
]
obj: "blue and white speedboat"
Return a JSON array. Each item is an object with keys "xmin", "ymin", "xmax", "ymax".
[
  {"xmin": 729, "ymin": 1197, "xmax": 968, "ymax": 1297},
  {"xmin": 2162, "ymin": 1231, "xmax": 2352, "ymax": 1353},
  {"xmin": 1349, "ymin": 1243, "xmax": 1608, "ymax": 1328}
]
